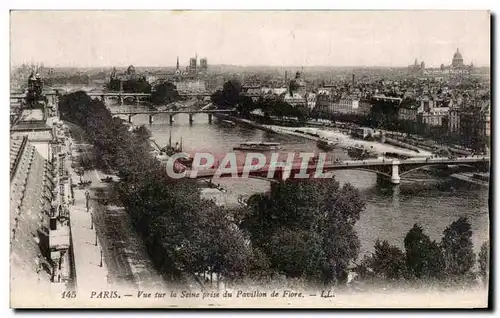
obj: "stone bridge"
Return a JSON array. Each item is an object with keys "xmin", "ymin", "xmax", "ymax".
[
  {"xmin": 111, "ymin": 109, "xmax": 235, "ymax": 124},
  {"xmin": 87, "ymin": 92, "xmax": 151, "ymax": 105},
  {"xmin": 183, "ymin": 156, "xmax": 490, "ymax": 185}
]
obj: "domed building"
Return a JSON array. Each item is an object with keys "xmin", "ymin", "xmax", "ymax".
[
  {"xmin": 281, "ymin": 71, "xmax": 308, "ymax": 107},
  {"xmin": 451, "ymin": 49, "xmax": 464, "ymax": 68},
  {"xmin": 289, "ymin": 71, "xmax": 307, "ymax": 97},
  {"xmin": 424, "ymin": 49, "xmax": 474, "ymax": 76}
]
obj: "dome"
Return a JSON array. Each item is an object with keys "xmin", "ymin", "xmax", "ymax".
[
  {"xmin": 453, "ymin": 49, "xmax": 463, "ymax": 61},
  {"xmin": 290, "ymin": 78, "xmax": 306, "ymax": 87},
  {"xmin": 452, "ymin": 49, "xmax": 464, "ymax": 68},
  {"xmin": 290, "ymin": 72, "xmax": 306, "ymax": 87}
]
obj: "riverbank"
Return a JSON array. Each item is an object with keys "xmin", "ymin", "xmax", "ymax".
[
  {"xmin": 225, "ymin": 114, "xmax": 431, "ymax": 158},
  {"xmin": 450, "ymin": 172, "xmax": 490, "ymax": 187}
]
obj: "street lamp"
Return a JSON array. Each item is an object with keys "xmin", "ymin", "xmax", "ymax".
[
  {"xmin": 95, "ymin": 230, "xmax": 98, "ymax": 246},
  {"xmin": 85, "ymin": 190, "xmax": 90, "ymax": 212},
  {"xmin": 99, "ymin": 249, "xmax": 103, "ymax": 267},
  {"xmin": 90, "ymin": 212, "xmax": 93, "ymax": 230}
]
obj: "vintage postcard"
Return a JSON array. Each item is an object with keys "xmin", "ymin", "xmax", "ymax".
[{"xmin": 9, "ymin": 10, "xmax": 490, "ymax": 308}]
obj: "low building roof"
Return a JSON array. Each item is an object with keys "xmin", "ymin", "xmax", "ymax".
[{"xmin": 49, "ymin": 226, "xmax": 70, "ymax": 250}]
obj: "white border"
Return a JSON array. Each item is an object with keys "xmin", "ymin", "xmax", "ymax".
[{"xmin": 1, "ymin": 1, "xmax": 498, "ymax": 317}]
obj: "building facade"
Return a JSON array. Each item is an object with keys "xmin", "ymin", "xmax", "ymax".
[
  {"xmin": 398, "ymin": 107, "xmax": 418, "ymax": 122},
  {"xmin": 448, "ymin": 107, "xmax": 461, "ymax": 133},
  {"xmin": 418, "ymin": 107, "xmax": 449, "ymax": 127},
  {"xmin": 283, "ymin": 92, "xmax": 307, "ymax": 107},
  {"xmin": 174, "ymin": 80, "xmax": 207, "ymax": 94},
  {"xmin": 315, "ymin": 94, "xmax": 371, "ymax": 116}
]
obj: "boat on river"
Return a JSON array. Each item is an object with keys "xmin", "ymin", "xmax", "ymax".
[
  {"xmin": 159, "ymin": 132, "xmax": 195, "ymax": 167},
  {"xmin": 220, "ymin": 119, "xmax": 236, "ymax": 127},
  {"xmin": 317, "ymin": 138, "xmax": 338, "ymax": 151},
  {"xmin": 347, "ymin": 144, "xmax": 378, "ymax": 160},
  {"xmin": 233, "ymin": 141, "xmax": 281, "ymax": 152}
]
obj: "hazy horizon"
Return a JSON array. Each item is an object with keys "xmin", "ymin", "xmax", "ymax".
[
  {"xmin": 10, "ymin": 11, "xmax": 491, "ymax": 68},
  {"xmin": 10, "ymin": 64, "xmax": 492, "ymax": 70}
]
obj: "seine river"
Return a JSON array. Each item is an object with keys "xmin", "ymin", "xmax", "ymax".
[{"xmin": 111, "ymin": 105, "xmax": 489, "ymax": 258}]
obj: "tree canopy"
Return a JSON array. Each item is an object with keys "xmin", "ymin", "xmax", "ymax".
[
  {"xmin": 242, "ymin": 179, "xmax": 364, "ymax": 286},
  {"xmin": 151, "ymin": 81, "xmax": 180, "ymax": 105},
  {"xmin": 356, "ymin": 217, "xmax": 483, "ymax": 288}
]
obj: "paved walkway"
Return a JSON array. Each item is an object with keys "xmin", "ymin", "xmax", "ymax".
[{"xmin": 67, "ymin": 138, "xmax": 110, "ymax": 291}]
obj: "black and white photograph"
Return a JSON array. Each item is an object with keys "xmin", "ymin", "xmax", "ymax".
[{"xmin": 8, "ymin": 10, "xmax": 491, "ymax": 308}]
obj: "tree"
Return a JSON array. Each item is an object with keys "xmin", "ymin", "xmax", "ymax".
[
  {"xmin": 132, "ymin": 125, "xmax": 152, "ymax": 143},
  {"xmin": 478, "ymin": 240, "xmax": 489, "ymax": 284},
  {"xmin": 122, "ymin": 77, "xmax": 152, "ymax": 94},
  {"xmin": 236, "ymin": 94, "xmax": 256, "ymax": 117},
  {"xmin": 211, "ymin": 79, "xmax": 242, "ymax": 109},
  {"xmin": 365, "ymin": 240, "xmax": 407, "ymax": 281},
  {"xmin": 266, "ymin": 228, "xmax": 318, "ymax": 278},
  {"xmin": 404, "ymin": 224, "xmax": 445, "ymax": 280},
  {"xmin": 441, "ymin": 217, "xmax": 476, "ymax": 281},
  {"xmin": 151, "ymin": 81, "xmax": 179, "ymax": 105},
  {"xmin": 242, "ymin": 179, "xmax": 364, "ymax": 286},
  {"xmin": 76, "ymin": 167, "xmax": 84, "ymax": 183}
]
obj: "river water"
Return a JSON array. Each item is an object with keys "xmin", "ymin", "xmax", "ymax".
[{"xmin": 111, "ymin": 104, "xmax": 490, "ymax": 258}]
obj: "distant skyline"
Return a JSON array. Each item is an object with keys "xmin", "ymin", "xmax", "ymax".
[{"xmin": 10, "ymin": 11, "xmax": 491, "ymax": 68}]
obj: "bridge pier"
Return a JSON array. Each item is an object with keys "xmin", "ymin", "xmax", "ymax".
[
  {"xmin": 128, "ymin": 115, "xmax": 132, "ymax": 123},
  {"xmin": 375, "ymin": 160, "xmax": 400, "ymax": 186},
  {"xmin": 148, "ymin": 115, "xmax": 154, "ymax": 124},
  {"xmin": 189, "ymin": 114, "xmax": 194, "ymax": 124},
  {"xmin": 100, "ymin": 95, "xmax": 105, "ymax": 103},
  {"xmin": 118, "ymin": 96, "xmax": 123, "ymax": 105},
  {"xmin": 136, "ymin": 97, "xmax": 140, "ymax": 105},
  {"xmin": 391, "ymin": 160, "xmax": 400, "ymax": 185},
  {"xmin": 169, "ymin": 115, "xmax": 174, "ymax": 124},
  {"xmin": 208, "ymin": 113, "xmax": 213, "ymax": 123}
]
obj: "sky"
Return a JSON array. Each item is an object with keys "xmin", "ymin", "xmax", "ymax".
[{"xmin": 10, "ymin": 10, "xmax": 491, "ymax": 68}]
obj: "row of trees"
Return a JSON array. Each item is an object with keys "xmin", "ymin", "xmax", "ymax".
[
  {"xmin": 211, "ymin": 79, "xmax": 309, "ymax": 122},
  {"xmin": 106, "ymin": 77, "xmax": 152, "ymax": 93},
  {"xmin": 150, "ymin": 81, "xmax": 180, "ymax": 105},
  {"xmin": 106, "ymin": 78, "xmax": 181, "ymax": 106},
  {"xmin": 58, "ymin": 91, "xmax": 252, "ymax": 283},
  {"xmin": 356, "ymin": 217, "xmax": 489, "ymax": 286}
]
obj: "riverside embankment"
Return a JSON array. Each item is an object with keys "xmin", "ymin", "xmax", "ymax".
[{"xmin": 222, "ymin": 114, "xmax": 431, "ymax": 158}]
